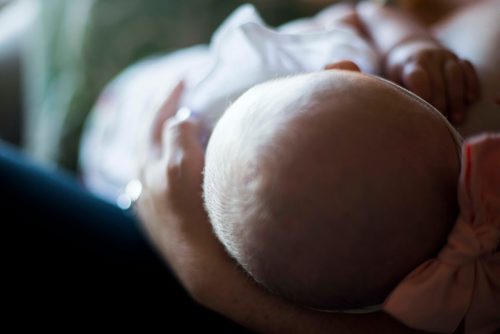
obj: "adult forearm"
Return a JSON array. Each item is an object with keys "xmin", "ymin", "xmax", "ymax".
[
  {"xmin": 140, "ymin": 194, "xmax": 425, "ymax": 334},
  {"xmin": 177, "ymin": 234, "xmax": 424, "ymax": 334}
]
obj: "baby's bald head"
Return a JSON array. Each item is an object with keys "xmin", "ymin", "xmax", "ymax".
[{"xmin": 203, "ymin": 70, "xmax": 461, "ymax": 310}]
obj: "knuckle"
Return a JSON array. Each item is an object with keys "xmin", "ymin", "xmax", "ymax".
[
  {"xmin": 413, "ymin": 52, "xmax": 428, "ymax": 63},
  {"xmin": 461, "ymin": 59, "xmax": 473, "ymax": 74},
  {"xmin": 166, "ymin": 157, "xmax": 182, "ymax": 178},
  {"xmin": 166, "ymin": 161, "xmax": 182, "ymax": 181},
  {"xmin": 446, "ymin": 59, "xmax": 460, "ymax": 71},
  {"xmin": 442, "ymin": 49, "xmax": 457, "ymax": 60},
  {"xmin": 166, "ymin": 152, "xmax": 192, "ymax": 180},
  {"xmin": 423, "ymin": 50, "xmax": 435, "ymax": 59},
  {"xmin": 167, "ymin": 118, "xmax": 196, "ymax": 134},
  {"xmin": 177, "ymin": 119, "xmax": 196, "ymax": 133},
  {"xmin": 407, "ymin": 68, "xmax": 423, "ymax": 81},
  {"xmin": 452, "ymin": 64, "xmax": 464, "ymax": 78}
]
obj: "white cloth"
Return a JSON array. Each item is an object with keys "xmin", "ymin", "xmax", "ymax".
[
  {"xmin": 80, "ymin": 4, "xmax": 380, "ymax": 202},
  {"xmin": 184, "ymin": 4, "xmax": 379, "ymax": 129}
]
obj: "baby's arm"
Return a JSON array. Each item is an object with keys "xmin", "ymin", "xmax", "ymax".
[{"xmin": 356, "ymin": 2, "xmax": 479, "ymax": 124}]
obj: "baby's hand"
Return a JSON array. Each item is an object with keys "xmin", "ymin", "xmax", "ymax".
[{"xmin": 384, "ymin": 39, "xmax": 480, "ymax": 124}]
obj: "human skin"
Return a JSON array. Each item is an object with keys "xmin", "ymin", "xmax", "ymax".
[
  {"xmin": 135, "ymin": 1, "xmax": 498, "ymax": 333},
  {"xmin": 203, "ymin": 70, "xmax": 460, "ymax": 311},
  {"xmin": 430, "ymin": 0, "xmax": 500, "ymax": 137},
  {"xmin": 136, "ymin": 70, "xmax": 431, "ymax": 334},
  {"xmin": 355, "ymin": 1, "xmax": 480, "ymax": 125},
  {"xmin": 355, "ymin": 0, "xmax": 499, "ymax": 135},
  {"xmin": 297, "ymin": 1, "xmax": 480, "ymax": 125}
]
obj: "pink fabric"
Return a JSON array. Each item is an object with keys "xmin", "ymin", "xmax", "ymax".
[{"xmin": 383, "ymin": 133, "xmax": 500, "ymax": 334}]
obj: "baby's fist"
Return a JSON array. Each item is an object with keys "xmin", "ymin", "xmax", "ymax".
[{"xmin": 384, "ymin": 39, "xmax": 479, "ymax": 125}]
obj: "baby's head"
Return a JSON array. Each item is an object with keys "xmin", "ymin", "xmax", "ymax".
[{"xmin": 203, "ymin": 70, "xmax": 461, "ymax": 310}]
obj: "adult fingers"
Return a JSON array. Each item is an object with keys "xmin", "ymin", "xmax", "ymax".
[
  {"xmin": 461, "ymin": 60, "xmax": 480, "ymax": 104},
  {"xmin": 163, "ymin": 112, "xmax": 203, "ymax": 155},
  {"xmin": 444, "ymin": 59, "xmax": 465, "ymax": 124},
  {"xmin": 402, "ymin": 62, "xmax": 431, "ymax": 103},
  {"xmin": 141, "ymin": 81, "xmax": 186, "ymax": 194},
  {"xmin": 152, "ymin": 80, "xmax": 185, "ymax": 147},
  {"xmin": 162, "ymin": 115, "xmax": 205, "ymax": 185},
  {"xmin": 138, "ymin": 113, "xmax": 205, "ymax": 228}
]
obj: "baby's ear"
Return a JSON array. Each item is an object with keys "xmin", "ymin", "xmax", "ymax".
[{"xmin": 324, "ymin": 60, "xmax": 361, "ymax": 72}]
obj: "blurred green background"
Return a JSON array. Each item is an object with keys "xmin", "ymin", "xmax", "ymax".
[{"xmin": 0, "ymin": 0, "xmax": 341, "ymax": 172}]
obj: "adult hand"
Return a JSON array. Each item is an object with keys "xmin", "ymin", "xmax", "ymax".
[
  {"xmin": 384, "ymin": 39, "xmax": 480, "ymax": 125},
  {"xmin": 134, "ymin": 81, "xmax": 428, "ymax": 334},
  {"xmin": 135, "ymin": 81, "xmax": 226, "ymax": 294}
]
